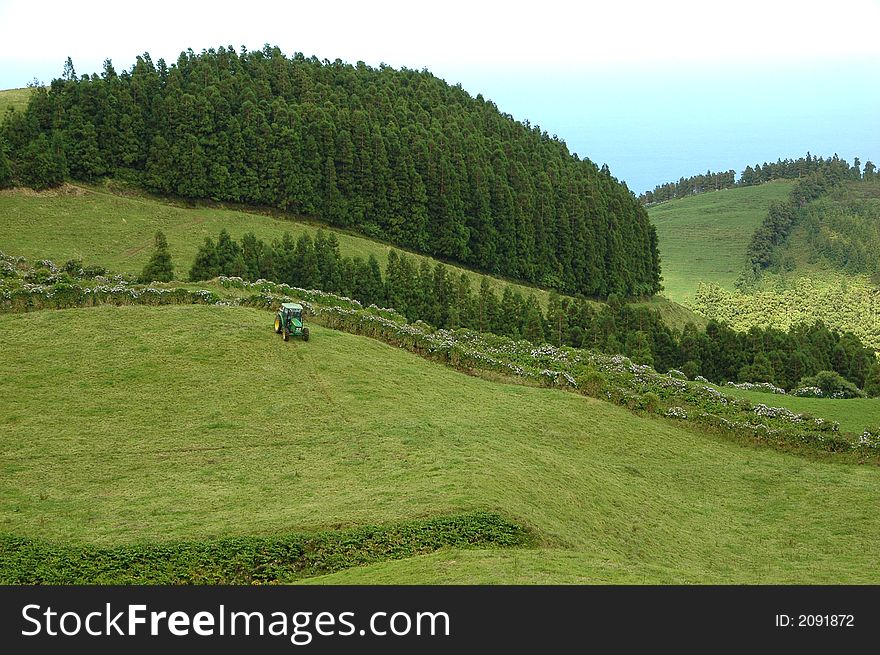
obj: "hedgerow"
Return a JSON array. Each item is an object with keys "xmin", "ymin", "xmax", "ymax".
[
  {"xmin": 0, "ymin": 512, "xmax": 533, "ymax": 584},
  {"xmin": 3, "ymin": 258, "xmax": 877, "ymax": 461}
]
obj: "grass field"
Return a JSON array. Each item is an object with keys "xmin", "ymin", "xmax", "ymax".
[
  {"xmin": 0, "ymin": 87, "xmax": 32, "ymax": 119},
  {"xmin": 0, "ymin": 183, "xmax": 559, "ymax": 304},
  {"xmin": 2, "ymin": 304, "xmax": 880, "ymax": 583},
  {"xmin": 649, "ymin": 181, "xmax": 795, "ymax": 301},
  {"xmin": 710, "ymin": 385, "xmax": 880, "ymax": 435},
  {"xmin": 0, "ymin": 182, "xmax": 701, "ymax": 325}
]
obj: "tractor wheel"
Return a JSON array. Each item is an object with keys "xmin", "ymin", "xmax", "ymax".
[
  {"xmin": 282, "ymin": 327, "xmax": 290, "ymax": 342},
  {"xmin": 274, "ymin": 316, "xmax": 282, "ymax": 334},
  {"xmin": 302, "ymin": 327, "xmax": 310, "ymax": 342}
]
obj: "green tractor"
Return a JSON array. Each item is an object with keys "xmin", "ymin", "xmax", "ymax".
[{"xmin": 274, "ymin": 302, "xmax": 310, "ymax": 342}]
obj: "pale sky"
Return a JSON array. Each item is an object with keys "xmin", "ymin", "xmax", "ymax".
[{"xmin": 1, "ymin": 0, "xmax": 878, "ymax": 191}]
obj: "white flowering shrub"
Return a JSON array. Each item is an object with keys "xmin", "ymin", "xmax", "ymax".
[
  {"xmin": 2, "ymin": 254, "xmax": 872, "ymax": 459},
  {"xmin": 725, "ymin": 381, "xmax": 786, "ymax": 395},
  {"xmin": 858, "ymin": 429, "xmax": 880, "ymax": 449},
  {"xmin": 793, "ymin": 386, "xmax": 824, "ymax": 398},
  {"xmin": 664, "ymin": 407, "xmax": 688, "ymax": 419}
]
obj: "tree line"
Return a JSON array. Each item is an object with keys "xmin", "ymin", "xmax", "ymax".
[
  {"xmin": 639, "ymin": 169, "xmax": 736, "ymax": 205},
  {"xmin": 639, "ymin": 153, "xmax": 871, "ymax": 205},
  {"xmin": 0, "ymin": 46, "xmax": 661, "ymax": 298},
  {"xmin": 183, "ymin": 228, "xmax": 878, "ymax": 394},
  {"xmin": 744, "ymin": 167, "xmax": 842, "ymax": 271},
  {"xmin": 798, "ymin": 180, "xmax": 880, "ymax": 281}
]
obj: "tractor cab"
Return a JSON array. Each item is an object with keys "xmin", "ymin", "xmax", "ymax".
[
  {"xmin": 282, "ymin": 302, "xmax": 303, "ymax": 326},
  {"xmin": 274, "ymin": 302, "xmax": 310, "ymax": 342}
]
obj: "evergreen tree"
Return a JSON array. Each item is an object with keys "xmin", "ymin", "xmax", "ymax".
[
  {"xmin": 139, "ymin": 231, "xmax": 174, "ymax": 283},
  {"xmin": 864, "ymin": 363, "xmax": 880, "ymax": 397},
  {"xmin": 546, "ymin": 291, "xmax": 568, "ymax": 347},
  {"xmin": 0, "ymin": 139, "xmax": 12, "ymax": 188},
  {"xmin": 215, "ymin": 228, "xmax": 240, "ymax": 275},
  {"xmin": 189, "ymin": 237, "xmax": 219, "ymax": 281},
  {"xmin": 4, "ymin": 47, "xmax": 662, "ymax": 298},
  {"xmin": 16, "ymin": 134, "xmax": 67, "ymax": 189},
  {"xmin": 365, "ymin": 254, "xmax": 385, "ymax": 306},
  {"xmin": 522, "ymin": 299, "xmax": 545, "ymax": 343}
]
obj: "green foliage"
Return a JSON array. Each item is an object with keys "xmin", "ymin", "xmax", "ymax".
[
  {"xmin": 2, "ymin": 46, "xmax": 661, "ymax": 297},
  {"xmin": 798, "ymin": 370, "xmax": 865, "ymax": 399},
  {"xmin": 649, "ymin": 181, "xmax": 795, "ymax": 301},
  {"xmin": 780, "ymin": 179, "xmax": 880, "ymax": 279},
  {"xmin": 641, "ymin": 152, "xmax": 863, "ymax": 206},
  {"xmin": 864, "ymin": 364, "xmax": 880, "ymax": 398},
  {"xmin": 745, "ymin": 168, "xmax": 846, "ymax": 272},
  {"xmin": 189, "ymin": 237, "xmax": 220, "ymax": 281},
  {"xmin": 692, "ymin": 275, "xmax": 880, "ymax": 351},
  {"xmin": 15, "ymin": 134, "xmax": 67, "ymax": 189},
  {"xmin": 0, "ymin": 137, "xmax": 12, "ymax": 188},
  {"xmin": 138, "ymin": 231, "xmax": 173, "ymax": 283},
  {"xmin": 4, "ymin": 287, "xmax": 880, "ymax": 582},
  {"xmin": 0, "ymin": 512, "xmax": 531, "ymax": 584},
  {"xmin": 640, "ymin": 168, "xmax": 736, "ymax": 205}
]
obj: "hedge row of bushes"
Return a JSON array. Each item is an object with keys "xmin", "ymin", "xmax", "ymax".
[
  {"xmin": 2, "ymin": 261, "xmax": 875, "ymax": 460},
  {"xmin": 0, "ymin": 512, "xmax": 533, "ymax": 584},
  {"xmin": 236, "ymin": 285, "xmax": 871, "ymax": 457}
]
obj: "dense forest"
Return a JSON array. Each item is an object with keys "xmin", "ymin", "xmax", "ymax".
[
  {"xmin": 743, "ymin": 161, "xmax": 863, "ymax": 272},
  {"xmin": 797, "ymin": 180, "xmax": 880, "ymax": 280},
  {"xmin": 182, "ymin": 227, "xmax": 879, "ymax": 395},
  {"xmin": 0, "ymin": 46, "xmax": 661, "ymax": 298},
  {"xmin": 639, "ymin": 153, "xmax": 871, "ymax": 205}
]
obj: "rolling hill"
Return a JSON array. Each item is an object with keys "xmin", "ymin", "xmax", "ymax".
[
  {"xmin": 0, "ymin": 49, "xmax": 661, "ymax": 297},
  {"xmin": 648, "ymin": 180, "xmax": 795, "ymax": 301},
  {"xmin": 675, "ymin": 178, "xmax": 880, "ymax": 349},
  {"xmin": 2, "ymin": 303, "xmax": 879, "ymax": 583},
  {"xmin": 770, "ymin": 177, "xmax": 880, "ymax": 279},
  {"xmin": 0, "ymin": 182, "xmax": 700, "ymax": 327},
  {"xmin": 0, "ymin": 87, "xmax": 31, "ymax": 118}
]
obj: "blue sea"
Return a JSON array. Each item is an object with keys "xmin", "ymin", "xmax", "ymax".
[{"xmin": 444, "ymin": 61, "xmax": 879, "ymax": 194}]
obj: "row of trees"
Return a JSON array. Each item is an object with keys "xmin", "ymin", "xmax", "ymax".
[
  {"xmin": 639, "ymin": 169, "xmax": 736, "ymax": 205},
  {"xmin": 799, "ymin": 180, "xmax": 880, "ymax": 280},
  {"xmin": 184, "ymin": 228, "xmax": 878, "ymax": 393},
  {"xmin": 639, "ymin": 153, "xmax": 870, "ymax": 205},
  {"xmin": 745, "ymin": 169, "xmax": 839, "ymax": 271},
  {"xmin": 1, "ymin": 47, "xmax": 661, "ymax": 297},
  {"xmin": 740, "ymin": 153, "xmax": 870, "ymax": 186}
]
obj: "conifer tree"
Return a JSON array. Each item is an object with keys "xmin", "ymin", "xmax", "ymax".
[
  {"xmin": 0, "ymin": 139, "xmax": 12, "ymax": 188},
  {"xmin": 522, "ymin": 298, "xmax": 545, "ymax": 344},
  {"xmin": 215, "ymin": 229, "xmax": 240, "ymax": 276},
  {"xmin": 189, "ymin": 237, "xmax": 220, "ymax": 281},
  {"xmin": 139, "ymin": 231, "xmax": 174, "ymax": 283}
]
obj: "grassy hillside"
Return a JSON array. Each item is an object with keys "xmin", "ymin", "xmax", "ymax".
[
  {"xmin": 0, "ymin": 183, "xmax": 553, "ymax": 305},
  {"xmin": 2, "ymin": 304, "xmax": 880, "ymax": 583},
  {"xmin": 0, "ymin": 183, "xmax": 700, "ymax": 325},
  {"xmin": 649, "ymin": 181, "xmax": 795, "ymax": 301},
  {"xmin": 676, "ymin": 179, "xmax": 880, "ymax": 349},
  {"xmin": 709, "ymin": 385, "xmax": 880, "ymax": 435},
  {"xmin": 771, "ymin": 178, "xmax": 880, "ymax": 279},
  {"xmin": 0, "ymin": 88, "xmax": 32, "ymax": 119}
]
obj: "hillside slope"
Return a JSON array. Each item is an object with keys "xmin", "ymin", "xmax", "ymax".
[
  {"xmin": 0, "ymin": 183, "xmax": 700, "ymax": 326},
  {"xmin": 0, "ymin": 48, "xmax": 660, "ymax": 296},
  {"xmin": 2, "ymin": 304, "xmax": 879, "ymax": 583},
  {"xmin": 0, "ymin": 87, "xmax": 32, "ymax": 119},
  {"xmin": 649, "ymin": 181, "xmax": 794, "ymax": 301},
  {"xmin": 771, "ymin": 178, "xmax": 880, "ymax": 279},
  {"xmin": 687, "ymin": 178, "xmax": 880, "ymax": 349}
]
